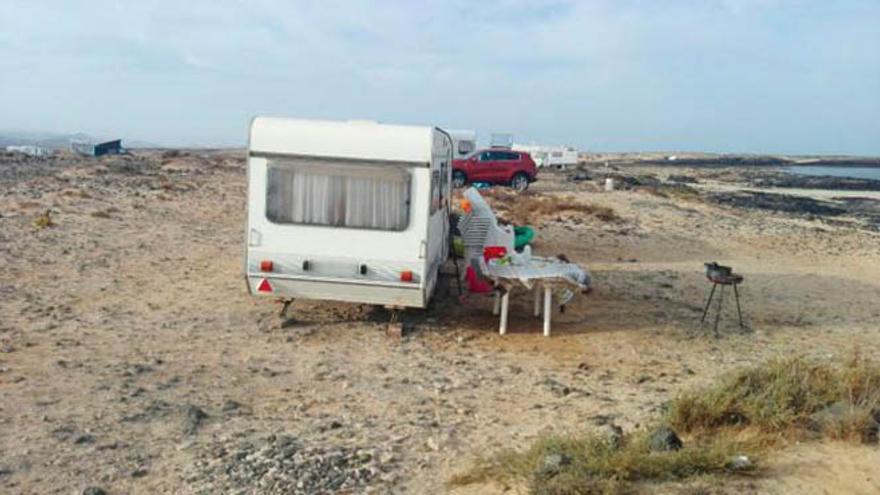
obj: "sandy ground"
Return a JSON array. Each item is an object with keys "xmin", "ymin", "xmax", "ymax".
[{"xmin": 1, "ymin": 151, "xmax": 879, "ymax": 494}]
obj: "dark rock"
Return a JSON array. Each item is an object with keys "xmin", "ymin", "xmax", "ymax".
[
  {"xmin": 184, "ymin": 405, "xmax": 209, "ymax": 435},
  {"xmin": 648, "ymin": 425, "xmax": 683, "ymax": 452},
  {"xmin": 708, "ymin": 191, "xmax": 846, "ymax": 217},
  {"xmin": 810, "ymin": 402, "xmax": 880, "ymax": 443},
  {"xmin": 131, "ymin": 468, "xmax": 149, "ymax": 478},
  {"xmin": 608, "ymin": 174, "xmax": 661, "ymax": 189},
  {"xmin": 82, "ymin": 488, "xmax": 107, "ymax": 495},
  {"xmin": 542, "ymin": 377, "xmax": 575, "ymax": 397},
  {"xmin": 871, "ymin": 408, "xmax": 880, "ymax": 425},
  {"xmin": 863, "ymin": 411, "xmax": 880, "ymax": 444},
  {"xmin": 568, "ymin": 171, "xmax": 591, "ymax": 182},
  {"xmin": 538, "ymin": 452, "xmax": 572, "ymax": 477},
  {"xmin": 728, "ymin": 455, "xmax": 752, "ymax": 470},
  {"xmin": 751, "ymin": 174, "xmax": 880, "ymax": 192},
  {"xmin": 121, "ymin": 399, "xmax": 171, "ymax": 423},
  {"xmin": 598, "ymin": 423, "xmax": 624, "ymax": 449},
  {"xmin": 807, "ymin": 401, "xmax": 848, "ymax": 431},
  {"xmin": 74, "ymin": 433, "xmax": 96, "ymax": 445},
  {"xmin": 668, "ymin": 175, "xmax": 698, "ymax": 184}
]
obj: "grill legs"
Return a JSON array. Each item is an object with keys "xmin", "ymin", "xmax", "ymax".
[
  {"xmin": 734, "ymin": 283, "xmax": 744, "ymax": 329},
  {"xmin": 701, "ymin": 282, "xmax": 746, "ymax": 334},
  {"xmin": 700, "ymin": 283, "xmax": 717, "ymax": 324},
  {"xmin": 714, "ymin": 285, "xmax": 724, "ymax": 336}
]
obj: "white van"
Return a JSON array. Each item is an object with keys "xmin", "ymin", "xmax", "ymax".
[
  {"xmin": 245, "ymin": 117, "xmax": 453, "ymax": 308},
  {"xmin": 545, "ymin": 147, "xmax": 579, "ymax": 168}
]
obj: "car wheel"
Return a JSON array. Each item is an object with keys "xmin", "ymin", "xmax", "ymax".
[
  {"xmin": 452, "ymin": 170, "xmax": 467, "ymax": 189},
  {"xmin": 510, "ymin": 173, "xmax": 529, "ymax": 192}
]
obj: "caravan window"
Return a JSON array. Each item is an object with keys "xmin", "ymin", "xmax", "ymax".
[
  {"xmin": 266, "ymin": 160, "xmax": 411, "ymax": 231},
  {"xmin": 457, "ymin": 140, "xmax": 474, "ymax": 155}
]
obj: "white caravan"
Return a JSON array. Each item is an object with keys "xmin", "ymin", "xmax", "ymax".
[
  {"xmin": 245, "ymin": 117, "xmax": 453, "ymax": 308},
  {"xmin": 446, "ymin": 129, "xmax": 476, "ymax": 158},
  {"xmin": 513, "ymin": 144, "xmax": 579, "ymax": 168}
]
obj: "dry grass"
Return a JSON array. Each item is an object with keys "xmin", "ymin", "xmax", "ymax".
[
  {"xmin": 58, "ymin": 189, "xmax": 93, "ymax": 199},
  {"xmin": 33, "ymin": 209, "xmax": 54, "ymax": 229},
  {"xmin": 451, "ymin": 355, "xmax": 880, "ymax": 494},
  {"xmin": 449, "ymin": 429, "xmax": 752, "ymax": 494},
  {"xmin": 90, "ymin": 206, "xmax": 120, "ymax": 219},
  {"xmin": 645, "ymin": 184, "xmax": 701, "ymax": 201},
  {"xmin": 668, "ymin": 355, "xmax": 880, "ymax": 444},
  {"xmin": 478, "ymin": 189, "xmax": 620, "ymax": 226}
]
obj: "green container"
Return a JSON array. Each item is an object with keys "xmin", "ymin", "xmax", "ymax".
[
  {"xmin": 514, "ymin": 226, "xmax": 535, "ymax": 250},
  {"xmin": 453, "ymin": 236, "xmax": 464, "ymax": 257}
]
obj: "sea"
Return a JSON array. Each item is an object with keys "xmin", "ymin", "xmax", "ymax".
[{"xmin": 786, "ymin": 166, "xmax": 880, "ymax": 181}]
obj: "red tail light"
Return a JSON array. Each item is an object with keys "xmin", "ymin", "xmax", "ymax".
[
  {"xmin": 260, "ymin": 260, "xmax": 274, "ymax": 272},
  {"xmin": 400, "ymin": 270, "xmax": 413, "ymax": 282},
  {"xmin": 257, "ymin": 278, "xmax": 272, "ymax": 293}
]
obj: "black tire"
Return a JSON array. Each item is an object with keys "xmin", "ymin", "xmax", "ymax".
[
  {"xmin": 452, "ymin": 170, "xmax": 467, "ymax": 189},
  {"xmin": 510, "ymin": 172, "xmax": 529, "ymax": 192}
]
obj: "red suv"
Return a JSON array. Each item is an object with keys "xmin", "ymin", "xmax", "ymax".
[{"xmin": 452, "ymin": 149, "xmax": 538, "ymax": 191}]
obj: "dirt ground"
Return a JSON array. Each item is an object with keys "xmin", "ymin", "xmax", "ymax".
[{"xmin": 1, "ymin": 151, "xmax": 880, "ymax": 494}]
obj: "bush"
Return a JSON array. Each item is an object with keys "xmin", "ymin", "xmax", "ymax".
[
  {"xmin": 449, "ymin": 429, "xmax": 752, "ymax": 494},
  {"xmin": 451, "ymin": 355, "xmax": 880, "ymax": 493},
  {"xmin": 668, "ymin": 355, "xmax": 880, "ymax": 443}
]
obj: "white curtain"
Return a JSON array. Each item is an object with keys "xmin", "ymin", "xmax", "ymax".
[{"xmin": 267, "ymin": 161, "xmax": 409, "ymax": 230}]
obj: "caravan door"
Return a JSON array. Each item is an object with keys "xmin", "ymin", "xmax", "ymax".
[{"xmin": 423, "ymin": 129, "xmax": 453, "ymax": 298}]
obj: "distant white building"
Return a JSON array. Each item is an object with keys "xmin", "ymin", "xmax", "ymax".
[
  {"xmin": 490, "ymin": 133, "xmax": 513, "ymax": 149},
  {"xmin": 5, "ymin": 145, "xmax": 51, "ymax": 157}
]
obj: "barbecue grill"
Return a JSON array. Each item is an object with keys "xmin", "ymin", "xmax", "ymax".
[{"xmin": 700, "ymin": 262, "xmax": 745, "ymax": 335}]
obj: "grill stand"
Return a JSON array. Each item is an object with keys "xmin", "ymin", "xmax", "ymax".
[{"xmin": 700, "ymin": 276, "xmax": 745, "ymax": 336}]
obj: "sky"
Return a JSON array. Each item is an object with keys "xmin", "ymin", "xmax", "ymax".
[{"xmin": 1, "ymin": 0, "xmax": 878, "ymax": 154}]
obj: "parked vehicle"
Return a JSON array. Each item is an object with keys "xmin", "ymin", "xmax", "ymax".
[
  {"xmin": 452, "ymin": 149, "xmax": 538, "ymax": 191},
  {"xmin": 513, "ymin": 144, "xmax": 579, "ymax": 168},
  {"xmin": 245, "ymin": 117, "xmax": 453, "ymax": 308}
]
